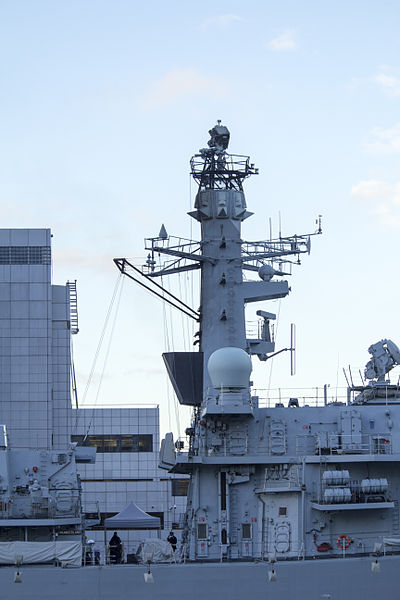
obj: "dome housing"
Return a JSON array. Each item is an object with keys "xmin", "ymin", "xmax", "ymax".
[{"xmin": 207, "ymin": 347, "xmax": 252, "ymax": 390}]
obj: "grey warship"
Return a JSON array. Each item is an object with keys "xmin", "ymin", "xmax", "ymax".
[
  {"xmin": 116, "ymin": 123, "xmax": 400, "ymax": 597},
  {"xmin": 1, "ymin": 123, "xmax": 400, "ymax": 599}
]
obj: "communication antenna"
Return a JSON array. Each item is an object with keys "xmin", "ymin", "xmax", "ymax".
[
  {"xmin": 342, "ymin": 367, "xmax": 350, "ymax": 387},
  {"xmin": 279, "ymin": 211, "xmax": 282, "ymax": 239},
  {"xmin": 269, "ymin": 217, "xmax": 272, "ymax": 241},
  {"xmin": 348, "ymin": 365, "xmax": 355, "ymax": 387},
  {"xmin": 290, "ymin": 323, "xmax": 296, "ymax": 376}
]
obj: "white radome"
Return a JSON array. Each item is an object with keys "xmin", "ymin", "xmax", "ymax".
[{"xmin": 207, "ymin": 347, "xmax": 252, "ymax": 389}]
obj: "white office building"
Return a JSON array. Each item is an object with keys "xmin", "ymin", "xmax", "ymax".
[
  {"xmin": 72, "ymin": 407, "xmax": 188, "ymax": 557},
  {"xmin": 0, "ymin": 228, "xmax": 74, "ymax": 449}
]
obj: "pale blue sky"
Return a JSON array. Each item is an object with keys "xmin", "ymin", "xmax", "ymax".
[{"xmin": 1, "ymin": 1, "xmax": 400, "ymax": 435}]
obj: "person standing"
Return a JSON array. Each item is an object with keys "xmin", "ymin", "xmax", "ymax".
[
  {"xmin": 167, "ymin": 531, "xmax": 177, "ymax": 552},
  {"xmin": 109, "ymin": 531, "xmax": 122, "ymax": 564}
]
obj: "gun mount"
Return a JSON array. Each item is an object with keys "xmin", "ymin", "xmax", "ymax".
[
  {"xmin": 365, "ymin": 339, "xmax": 400, "ymax": 382},
  {"xmin": 348, "ymin": 339, "xmax": 400, "ymax": 404}
]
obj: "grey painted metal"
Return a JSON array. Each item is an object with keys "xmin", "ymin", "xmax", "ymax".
[
  {"xmin": 146, "ymin": 123, "xmax": 400, "ymax": 581},
  {"xmin": 0, "ymin": 441, "xmax": 83, "ymax": 540},
  {"xmin": 0, "ymin": 556, "xmax": 399, "ymax": 599}
]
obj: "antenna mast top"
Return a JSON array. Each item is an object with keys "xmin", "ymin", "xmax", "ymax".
[{"xmin": 190, "ymin": 121, "xmax": 258, "ymax": 192}]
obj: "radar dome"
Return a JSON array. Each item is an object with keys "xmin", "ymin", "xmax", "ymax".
[
  {"xmin": 207, "ymin": 347, "xmax": 252, "ymax": 389},
  {"xmin": 258, "ymin": 264, "xmax": 275, "ymax": 281}
]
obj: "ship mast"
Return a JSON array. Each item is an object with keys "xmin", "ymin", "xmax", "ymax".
[
  {"xmin": 190, "ymin": 122, "xmax": 258, "ymax": 387},
  {"xmin": 115, "ymin": 123, "xmax": 321, "ymax": 560},
  {"xmin": 114, "ymin": 121, "xmax": 321, "ymax": 406},
  {"xmin": 115, "ymin": 122, "xmax": 320, "ymax": 401}
]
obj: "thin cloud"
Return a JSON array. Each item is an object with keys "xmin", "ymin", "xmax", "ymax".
[
  {"xmin": 53, "ymin": 248, "xmax": 115, "ymax": 273},
  {"xmin": 144, "ymin": 68, "xmax": 228, "ymax": 109},
  {"xmin": 351, "ymin": 179, "xmax": 400, "ymax": 228},
  {"xmin": 374, "ymin": 69, "xmax": 400, "ymax": 97},
  {"xmin": 0, "ymin": 200, "xmax": 34, "ymax": 222},
  {"xmin": 202, "ymin": 14, "xmax": 242, "ymax": 29},
  {"xmin": 268, "ymin": 29, "xmax": 297, "ymax": 52},
  {"xmin": 365, "ymin": 123, "xmax": 400, "ymax": 154}
]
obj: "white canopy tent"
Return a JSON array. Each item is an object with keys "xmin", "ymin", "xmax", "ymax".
[
  {"xmin": 103, "ymin": 503, "xmax": 161, "ymax": 563},
  {"xmin": 104, "ymin": 503, "xmax": 161, "ymax": 529}
]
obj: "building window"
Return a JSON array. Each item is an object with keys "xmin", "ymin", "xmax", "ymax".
[
  {"xmin": 0, "ymin": 246, "xmax": 51, "ymax": 265},
  {"xmin": 278, "ymin": 506, "xmax": 287, "ymax": 516},
  {"xmin": 120, "ymin": 435, "xmax": 135, "ymax": 452},
  {"xmin": 71, "ymin": 434, "xmax": 153, "ymax": 453},
  {"xmin": 134, "ymin": 435, "xmax": 152, "ymax": 452},
  {"xmin": 88, "ymin": 512, "xmax": 118, "ymax": 531},
  {"xmin": 103, "ymin": 436, "xmax": 118, "ymax": 453},
  {"xmin": 85, "ymin": 436, "xmax": 104, "ymax": 451},
  {"xmin": 148, "ymin": 512, "xmax": 164, "ymax": 529},
  {"xmin": 171, "ymin": 479, "xmax": 189, "ymax": 497}
]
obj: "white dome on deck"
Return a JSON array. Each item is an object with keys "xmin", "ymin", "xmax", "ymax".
[{"xmin": 207, "ymin": 347, "xmax": 252, "ymax": 389}]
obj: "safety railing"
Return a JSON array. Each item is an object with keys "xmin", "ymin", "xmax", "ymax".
[
  {"xmin": 295, "ymin": 432, "xmax": 392, "ymax": 457},
  {"xmin": 254, "ymin": 387, "xmax": 348, "ymax": 408}
]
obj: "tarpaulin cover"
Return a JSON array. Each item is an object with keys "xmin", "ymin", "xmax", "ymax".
[
  {"xmin": 136, "ymin": 539, "xmax": 174, "ymax": 563},
  {"xmin": 104, "ymin": 503, "xmax": 160, "ymax": 529},
  {"xmin": 0, "ymin": 541, "xmax": 82, "ymax": 566},
  {"xmin": 383, "ymin": 538, "xmax": 400, "ymax": 546}
]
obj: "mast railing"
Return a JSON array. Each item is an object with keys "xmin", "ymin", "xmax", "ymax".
[{"xmin": 254, "ymin": 387, "xmax": 348, "ymax": 408}]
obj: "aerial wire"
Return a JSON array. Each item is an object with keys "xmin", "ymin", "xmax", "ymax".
[
  {"xmin": 70, "ymin": 337, "xmax": 78, "ymax": 410},
  {"xmin": 76, "ymin": 272, "xmax": 122, "ymax": 436},
  {"xmin": 161, "ymin": 268, "xmax": 173, "ymax": 433},
  {"xmin": 83, "ymin": 274, "xmax": 125, "ymax": 439},
  {"xmin": 167, "ymin": 279, "xmax": 181, "ymax": 437},
  {"xmin": 162, "ymin": 261, "xmax": 182, "ymax": 439}
]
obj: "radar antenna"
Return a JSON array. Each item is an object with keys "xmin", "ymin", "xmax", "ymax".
[
  {"xmin": 364, "ymin": 339, "xmax": 400, "ymax": 382},
  {"xmin": 191, "ymin": 121, "xmax": 258, "ymax": 191}
]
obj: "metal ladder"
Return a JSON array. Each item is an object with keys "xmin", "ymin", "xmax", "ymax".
[
  {"xmin": 39, "ymin": 450, "xmax": 48, "ymax": 486},
  {"xmin": 67, "ymin": 280, "xmax": 79, "ymax": 334},
  {"xmin": 392, "ymin": 499, "xmax": 400, "ymax": 533},
  {"xmin": 229, "ymin": 487, "xmax": 239, "ymax": 547}
]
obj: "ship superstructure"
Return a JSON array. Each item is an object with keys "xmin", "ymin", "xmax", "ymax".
[{"xmin": 118, "ymin": 123, "xmax": 400, "ymax": 565}]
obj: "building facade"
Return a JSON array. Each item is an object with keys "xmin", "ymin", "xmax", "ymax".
[
  {"xmin": 72, "ymin": 407, "xmax": 188, "ymax": 557},
  {"xmin": 0, "ymin": 228, "xmax": 73, "ymax": 449}
]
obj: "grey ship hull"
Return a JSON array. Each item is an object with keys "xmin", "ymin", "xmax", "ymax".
[{"xmin": 0, "ymin": 556, "xmax": 397, "ymax": 599}]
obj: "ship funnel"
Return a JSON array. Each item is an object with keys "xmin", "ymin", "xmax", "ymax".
[{"xmin": 207, "ymin": 347, "xmax": 252, "ymax": 390}]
